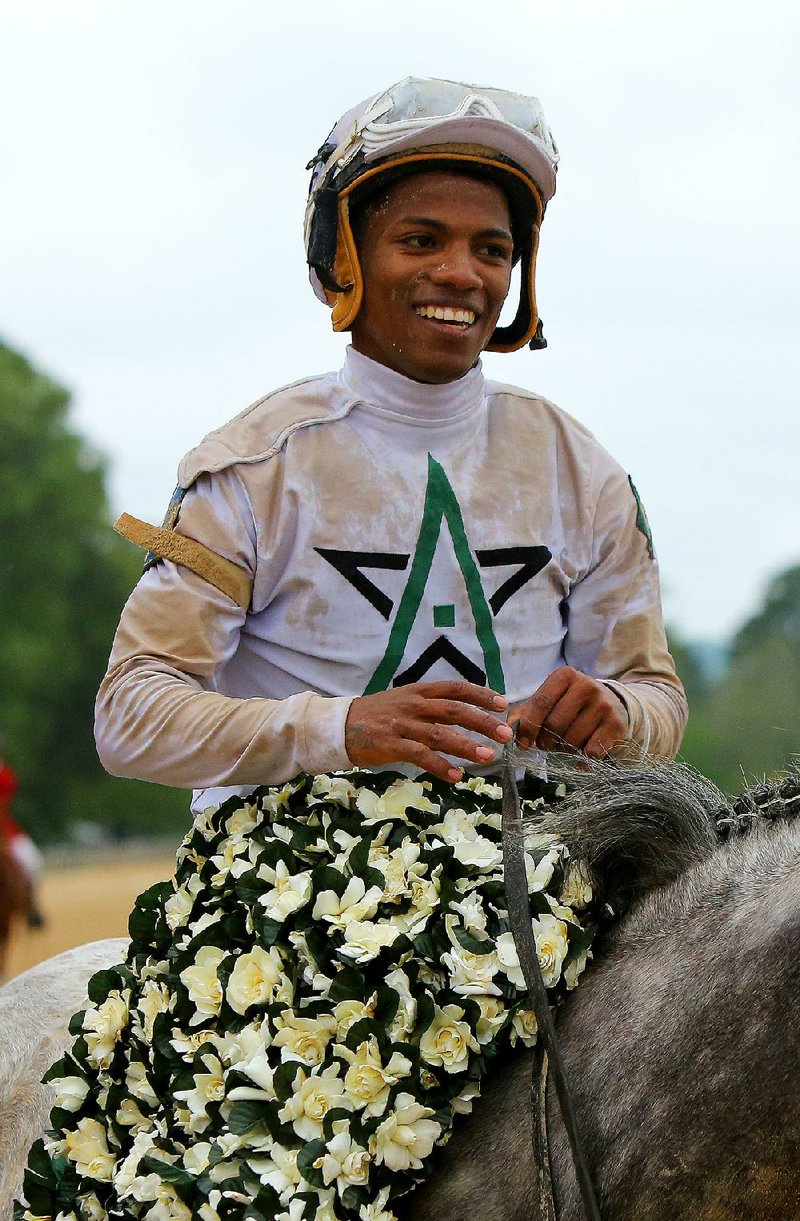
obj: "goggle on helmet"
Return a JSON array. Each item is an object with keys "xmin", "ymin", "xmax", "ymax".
[{"xmin": 305, "ymin": 77, "xmax": 559, "ymax": 352}]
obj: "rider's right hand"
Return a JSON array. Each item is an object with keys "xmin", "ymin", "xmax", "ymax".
[{"xmin": 344, "ymin": 680, "xmax": 512, "ymax": 783}]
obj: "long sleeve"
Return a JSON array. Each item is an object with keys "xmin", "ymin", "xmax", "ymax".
[
  {"xmin": 94, "ymin": 469, "xmax": 354, "ymax": 789},
  {"xmin": 562, "ymin": 467, "xmax": 687, "ymax": 758}
]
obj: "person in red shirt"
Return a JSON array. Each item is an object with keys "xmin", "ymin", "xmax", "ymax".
[{"xmin": 0, "ymin": 743, "xmax": 45, "ymax": 950}]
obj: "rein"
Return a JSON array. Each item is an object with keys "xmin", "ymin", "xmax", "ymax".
[{"xmin": 501, "ymin": 755, "xmax": 602, "ymax": 1221}]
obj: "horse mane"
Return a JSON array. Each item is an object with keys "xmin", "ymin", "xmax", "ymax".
[
  {"xmin": 517, "ymin": 756, "xmax": 800, "ymax": 917},
  {"xmin": 516, "ymin": 757, "xmax": 725, "ymax": 915}
]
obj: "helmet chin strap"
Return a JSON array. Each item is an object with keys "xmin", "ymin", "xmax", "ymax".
[{"xmin": 485, "ymin": 229, "xmax": 545, "ymax": 352}]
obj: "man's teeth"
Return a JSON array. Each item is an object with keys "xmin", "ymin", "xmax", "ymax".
[{"xmin": 414, "ymin": 305, "xmax": 476, "ymax": 325}]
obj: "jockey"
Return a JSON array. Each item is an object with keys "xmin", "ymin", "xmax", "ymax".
[
  {"xmin": 97, "ymin": 76, "xmax": 687, "ymax": 813},
  {"xmin": 21, "ymin": 78, "xmax": 689, "ymax": 1221}
]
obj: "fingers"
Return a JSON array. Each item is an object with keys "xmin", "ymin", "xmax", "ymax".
[
  {"xmin": 414, "ymin": 680, "xmax": 509, "ymax": 713},
  {"xmin": 516, "ymin": 669, "xmax": 629, "ymax": 756},
  {"xmin": 344, "ymin": 683, "xmax": 513, "ymax": 782}
]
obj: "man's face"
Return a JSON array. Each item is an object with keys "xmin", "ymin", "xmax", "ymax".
[{"xmin": 350, "ymin": 170, "xmax": 514, "ymax": 384}]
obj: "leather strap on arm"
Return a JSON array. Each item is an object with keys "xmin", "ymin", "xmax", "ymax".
[{"xmin": 114, "ymin": 513, "xmax": 252, "ymax": 610}]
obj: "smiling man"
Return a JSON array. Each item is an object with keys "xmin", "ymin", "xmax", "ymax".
[{"xmin": 97, "ymin": 77, "xmax": 687, "ymax": 811}]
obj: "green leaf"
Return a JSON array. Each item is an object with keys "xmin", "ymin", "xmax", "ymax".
[
  {"xmin": 295, "ymin": 1139, "xmax": 326, "ymax": 1189},
  {"xmin": 228, "ymin": 1100, "xmax": 272, "ymax": 1135},
  {"xmin": 139, "ymin": 1155, "xmax": 196, "ymax": 1188},
  {"xmin": 328, "ymin": 965, "xmax": 367, "ymax": 1002},
  {"xmin": 272, "ymin": 1059, "xmax": 302, "ymax": 1101},
  {"xmin": 311, "ymin": 864, "xmax": 348, "ymax": 897},
  {"xmin": 450, "ymin": 923, "xmax": 495, "ymax": 955},
  {"xmin": 253, "ymin": 912, "xmax": 285, "ymax": 947}
]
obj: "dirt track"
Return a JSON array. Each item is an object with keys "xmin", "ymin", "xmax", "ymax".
[{"xmin": 4, "ymin": 848, "xmax": 178, "ymax": 981}]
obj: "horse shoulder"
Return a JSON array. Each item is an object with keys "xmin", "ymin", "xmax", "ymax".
[{"xmin": 0, "ymin": 938, "xmax": 128, "ymax": 1220}]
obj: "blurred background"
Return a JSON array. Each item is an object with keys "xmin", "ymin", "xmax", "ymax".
[{"xmin": 1, "ymin": 0, "xmax": 798, "ymax": 976}]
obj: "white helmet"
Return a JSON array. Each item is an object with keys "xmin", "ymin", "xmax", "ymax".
[{"xmin": 304, "ymin": 76, "xmax": 559, "ymax": 352}]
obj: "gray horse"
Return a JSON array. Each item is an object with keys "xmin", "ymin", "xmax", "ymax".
[
  {"xmin": 3, "ymin": 764, "xmax": 800, "ymax": 1221},
  {"xmin": 408, "ymin": 763, "xmax": 800, "ymax": 1220}
]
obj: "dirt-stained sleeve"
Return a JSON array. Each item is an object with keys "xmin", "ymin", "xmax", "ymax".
[
  {"xmin": 94, "ymin": 469, "xmax": 354, "ymax": 788},
  {"xmin": 563, "ymin": 465, "xmax": 687, "ymax": 758}
]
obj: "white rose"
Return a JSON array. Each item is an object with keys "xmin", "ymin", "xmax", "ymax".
[
  {"xmin": 441, "ymin": 940, "xmax": 501, "ymax": 996},
  {"xmin": 356, "ymin": 779, "xmax": 437, "ymax": 823},
  {"xmin": 225, "ymin": 802, "xmax": 260, "ymax": 838},
  {"xmin": 369, "ymin": 839, "xmax": 420, "ymax": 902},
  {"xmin": 209, "ymin": 839, "xmax": 249, "ymax": 887},
  {"xmin": 164, "ymin": 886, "xmax": 195, "ymax": 931},
  {"xmin": 455, "ymin": 776, "xmax": 502, "ymax": 800},
  {"xmin": 136, "ymin": 980, "xmax": 172, "ymax": 1041},
  {"xmin": 429, "ymin": 809, "xmax": 502, "ymax": 869},
  {"xmin": 428, "ymin": 806, "xmax": 478, "ymax": 845},
  {"xmin": 383, "ymin": 969, "xmax": 416, "ymax": 1041},
  {"xmin": 83, "ymin": 990, "xmax": 129, "ymax": 1069},
  {"xmin": 312, "ymin": 876, "xmax": 383, "ymax": 932},
  {"xmin": 115, "ymin": 1097, "xmax": 148, "ymax": 1129},
  {"xmin": 277, "ymin": 1064, "xmax": 352, "ymax": 1140},
  {"xmin": 560, "ymin": 859, "xmax": 594, "ymax": 910},
  {"xmin": 310, "ymin": 775, "xmax": 358, "ymax": 806},
  {"xmin": 496, "ymin": 931, "xmax": 525, "ymax": 988},
  {"xmin": 525, "ymin": 848, "xmax": 561, "ymax": 893},
  {"xmin": 52, "ymin": 1075, "xmax": 89, "ymax": 1113},
  {"xmin": 452, "ymin": 833, "xmax": 502, "ymax": 870},
  {"xmin": 64, "ymin": 1118, "xmax": 116, "ymax": 1182},
  {"xmin": 339, "ymin": 919, "xmax": 401, "ymax": 963},
  {"xmin": 174, "ymin": 1054, "xmax": 225, "ymax": 1133},
  {"xmin": 192, "ymin": 807, "xmax": 218, "ymax": 841},
  {"xmin": 124, "ymin": 1176, "xmax": 192, "ymax": 1221},
  {"xmin": 564, "ymin": 948, "xmax": 592, "ymax": 990},
  {"xmin": 258, "ymin": 860, "xmax": 313, "ymax": 923},
  {"xmin": 511, "ymin": 1007, "xmax": 539, "ymax": 1047},
  {"xmin": 77, "ymin": 1193, "xmax": 105, "ymax": 1221},
  {"xmin": 450, "ymin": 889, "xmax": 488, "ymax": 936},
  {"xmin": 273, "ymin": 1012, "xmax": 337, "ymax": 1065},
  {"xmin": 419, "ymin": 1004, "xmax": 478, "ymax": 1073},
  {"xmin": 125, "ymin": 1060, "xmax": 159, "ymax": 1106},
  {"xmin": 170, "ymin": 1029, "xmax": 213, "ymax": 1061},
  {"xmin": 532, "ymin": 913, "xmax": 569, "ymax": 987},
  {"xmin": 226, "ymin": 945, "xmax": 287, "ymax": 1015},
  {"xmin": 191, "ymin": 911, "xmax": 224, "ymax": 937},
  {"xmin": 179, "ymin": 946, "xmax": 226, "ymax": 1023},
  {"xmin": 247, "ymin": 1142, "xmax": 301, "ymax": 1204},
  {"xmin": 336, "ymin": 1037, "xmax": 412, "ymax": 1116},
  {"xmin": 259, "ymin": 781, "xmax": 304, "ymax": 817},
  {"xmin": 474, "ymin": 995, "xmax": 508, "ymax": 1045},
  {"xmin": 313, "ymin": 1119, "xmax": 371, "ymax": 1191},
  {"xmin": 358, "ymin": 1186, "xmax": 394, "ymax": 1221},
  {"xmin": 370, "ymin": 1093, "xmax": 440, "ymax": 1171},
  {"xmin": 183, "ymin": 1142, "xmax": 212, "ymax": 1175},
  {"xmin": 398, "ymin": 864, "xmax": 440, "ymax": 932},
  {"xmin": 452, "ymin": 1080, "xmax": 481, "ymax": 1115},
  {"xmin": 332, "ymin": 995, "xmax": 377, "ymax": 1039}
]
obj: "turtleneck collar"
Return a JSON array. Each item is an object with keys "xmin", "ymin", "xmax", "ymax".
[{"xmin": 338, "ymin": 345, "xmax": 485, "ymax": 425}]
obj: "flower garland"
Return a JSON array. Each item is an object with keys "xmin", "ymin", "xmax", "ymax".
[{"xmin": 18, "ymin": 770, "xmax": 599, "ymax": 1221}]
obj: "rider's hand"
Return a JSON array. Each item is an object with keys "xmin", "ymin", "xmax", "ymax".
[
  {"xmin": 511, "ymin": 667, "xmax": 630, "ymax": 759},
  {"xmin": 345, "ymin": 681, "xmax": 513, "ymax": 783}
]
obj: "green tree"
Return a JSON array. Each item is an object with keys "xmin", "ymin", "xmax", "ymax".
[
  {"xmin": 731, "ymin": 565, "xmax": 800, "ymax": 658},
  {"xmin": 679, "ymin": 565, "xmax": 800, "ymax": 794},
  {"xmin": 0, "ymin": 340, "xmax": 188, "ymax": 842}
]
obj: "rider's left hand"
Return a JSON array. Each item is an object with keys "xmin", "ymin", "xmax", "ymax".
[{"xmin": 511, "ymin": 667, "xmax": 630, "ymax": 758}]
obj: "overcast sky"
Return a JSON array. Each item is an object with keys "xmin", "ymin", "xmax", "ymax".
[{"xmin": 2, "ymin": 0, "xmax": 798, "ymax": 643}]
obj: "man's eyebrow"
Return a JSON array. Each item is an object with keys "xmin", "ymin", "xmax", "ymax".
[{"xmin": 395, "ymin": 215, "xmax": 513, "ymax": 242}]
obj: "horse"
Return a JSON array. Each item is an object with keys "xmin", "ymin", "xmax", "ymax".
[{"xmin": 2, "ymin": 763, "xmax": 799, "ymax": 1221}]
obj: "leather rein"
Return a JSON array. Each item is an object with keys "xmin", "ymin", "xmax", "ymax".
[{"xmin": 501, "ymin": 755, "xmax": 602, "ymax": 1221}]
